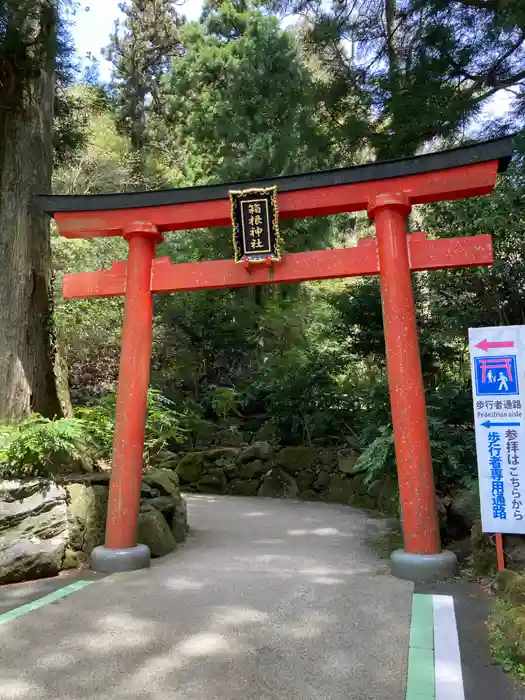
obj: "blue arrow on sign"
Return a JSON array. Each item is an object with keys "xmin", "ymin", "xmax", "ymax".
[{"xmin": 481, "ymin": 420, "xmax": 520, "ymax": 428}]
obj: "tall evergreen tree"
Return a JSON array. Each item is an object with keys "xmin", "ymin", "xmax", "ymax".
[
  {"xmin": 104, "ymin": 0, "xmax": 183, "ymax": 175},
  {"xmin": 0, "ymin": 0, "xmax": 73, "ymax": 420},
  {"xmin": 263, "ymin": 0, "xmax": 525, "ymax": 159}
]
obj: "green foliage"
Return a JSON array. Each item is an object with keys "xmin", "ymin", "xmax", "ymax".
[
  {"xmin": 77, "ymin": 389, "xmax": 189, "ymax": 463},
  {"xmin": 352, "ymin": 428, "xmax": 395, "ymax": 486},
  {"xmin": 0, "ymin": 390, "xmax": 189, "ymax": 479},
  {"xmin": 203, "ymin": 386, "xmax": 241, "ymax": 420},
  {"xmin": 244, "ymin": 344, "xmax": 352, "ymax": 445},
  {"xmin": 489, "ymin": 599, "xmax": 525, "ymax": 682},
  {"xmin": 0, "ymin": 415, "xmax": 86, "ymax": 479},
  {"xmin": 104, "ymin": 0, "xmax": 183, "ymax": 173},
  {"xmin": 265, "ymin": 0, "xmax": 524, "ymax": 157}
]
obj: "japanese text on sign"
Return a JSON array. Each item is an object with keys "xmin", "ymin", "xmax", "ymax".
[
  {"xmin": 229, "ymin": 186, "xmax": 281, "ymax": 264},
  {"xmin": 469, "ymin": 326, "xmax": 525, "ymax": 534},
  {"xmin": 240, "ymin": 199, "xmax": 272, "ymax": 254}
]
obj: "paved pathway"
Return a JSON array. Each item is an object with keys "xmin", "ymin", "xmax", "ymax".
[{"xmin": 0, "ymin": 495, "xmax": 412, "ymax": 699}]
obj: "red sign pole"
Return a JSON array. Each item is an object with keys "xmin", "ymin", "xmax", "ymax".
[{"xmin": 91, "ymin": 222, "xmax": 162, "ymax": 572}]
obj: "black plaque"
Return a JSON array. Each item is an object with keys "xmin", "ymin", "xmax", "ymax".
[{"xmin": 230, "ymin": 186, "xmax": 281, "ymax": 264}]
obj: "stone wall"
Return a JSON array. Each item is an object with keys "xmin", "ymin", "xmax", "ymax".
[
  {"xmin": 0, "ymin": 469, "xmax": 188, "ymax": 584},
  {"xmin": 163, "ymin": 442, "xmax": 399, "ymax": 511}
]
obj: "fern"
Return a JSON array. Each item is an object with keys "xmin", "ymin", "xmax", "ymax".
[
  {"xmin": 0, "ymin": 415, "xmax": 86, "ymax": 479},
  {"xmin": 352, "ymin": 426, "xmax": 396, "ymax": 486}
]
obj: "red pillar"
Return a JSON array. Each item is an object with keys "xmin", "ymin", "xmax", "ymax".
[
  {"xmin": 368, "ymin": 194, "xmax": 441, "ymax": 555},
  {"xmin": 104, "ymin": 222, "xmax": 162, "ymax": 550}
]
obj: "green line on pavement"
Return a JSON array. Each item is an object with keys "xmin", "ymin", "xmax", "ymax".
[
  {"xmin": 0, "ymin": 579, "xmax": 95, "ymax": 624},
  {"xmin": 406, "ymin": 593, "xmax": 435, "ymax": 700}
]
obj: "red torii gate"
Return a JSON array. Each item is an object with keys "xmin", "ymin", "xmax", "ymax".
[{"xmin": 41, "ymin": 136, "xmax": 514, "ymax": 582}]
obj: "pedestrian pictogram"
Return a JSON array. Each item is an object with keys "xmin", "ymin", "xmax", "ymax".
[{"xmin": 474, "ymin": 355, "xmax": 519, "ymax": 396}]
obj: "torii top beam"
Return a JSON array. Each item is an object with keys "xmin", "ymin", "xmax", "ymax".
[{"xmin": 40, "ymin": 136, "xmax": 514, "ymax": 238}]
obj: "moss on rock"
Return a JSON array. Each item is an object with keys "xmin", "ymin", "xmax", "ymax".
[
  {"xmin": 326, "ymin": 473, "xmax": 356, "ymax": 503},
  {"xmin": 235, "ymin": 459, "xmax": 268, "ymax": 480},
  {"xmin": 239, "ymin": 442, "xmax": 274, "ymax": 463},
  {"xmin": 198, "ymin": 469, "xmax": 227, "ymax": 493},
  {"xmin": 176, "ymin": 453, "xmax": 205, "ymax": 484},
  {"xmin": 296, "ymin": 471, "xmax": 317, "ymax": 492},
  {"xmin": 229, "ymin": 479, "xmax": 260, "ymax": 496},
  {"xmin": 142, "ymin": 469, "xmax": 180, "ymax": 497},
  {"xmin": 277, "ymin": 446, "xmax": 317, "ymax": 474},
  {"xmin": 138, "ymin": 505, "xmax": 177, "ymax": 557}
]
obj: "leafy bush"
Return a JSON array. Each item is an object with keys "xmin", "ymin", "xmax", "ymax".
[
  {"xmin": 77, "ymin": 389, "xmax": 189, "ymax": 463},
  {"xmin": 0, "ymin": 390, "xmax": 190, "ymax": 479},
  {"xmin": 352, "ymin": 427, "xmax": 395, "ymax": 486},
  {"xmin": 243, "ymin": 346, "xmax": 356, "ymax": 445},
  {"xmin": 202, "ymin": 386, "xmax": 241, "ymax": 420},
  {"xmin": 350, "ymin": 383, "xmax": 477, "ymax": 501},
  {"xmin": 0, "ymin": 415, "xmax": 87, "ymax": 479}
]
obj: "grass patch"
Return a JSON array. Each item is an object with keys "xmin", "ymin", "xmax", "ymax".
[{"xmin": 488, "ymin": 597, "xmax": 525, "ymax": 682}]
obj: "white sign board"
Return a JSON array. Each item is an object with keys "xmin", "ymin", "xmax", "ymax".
[{"xmin": 469, "ymin": 326, "xmax": 525, "ymax": 534}]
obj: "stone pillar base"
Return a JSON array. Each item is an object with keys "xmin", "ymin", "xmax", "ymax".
[
  {"xmin": 390, "ymin": 548, "xmax": 458, "ymax": 583},
  {"xmin": 91, "ymin": 544, "xmax": 151, "ymax": 574}
]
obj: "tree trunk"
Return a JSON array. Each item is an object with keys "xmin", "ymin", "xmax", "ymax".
[{"xmin": 0, "ymin": 55, "xmax": 64, "ymax": 420}]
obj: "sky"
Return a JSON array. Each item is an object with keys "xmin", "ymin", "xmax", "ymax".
[{"xmin": 72, "ymin": 0, "xmax": 204, "ymax": 80}]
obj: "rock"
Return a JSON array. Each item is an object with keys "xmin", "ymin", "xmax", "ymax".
[
  {"xmin": 147, "ymin": 493, "xmax": 189, "ymax": 543},
  {"xmin": 83, "ymin": 473, "xmax": 112, "ymax": 485},
  {"xmin": 229, "ymin": 479, "xmax": 260, "ymax": 496},
  {"xmin": 337, "ymin": 450, "xmax": 360, "ymax": 474},
  {"xmin": 277, "ymin": 447, "xmax": 317, "ymax": 475},
  {"xmin": 219, "ymin": 458, "xmax": 239, "ymax": 476},
  {"xmin": 171, "ymin": 497, "xmax": 188, "ymax": 543},
  {"xmin": 343, "ymin": 472, "xmax": 375, "ymax": 509},
  {"xmin": 65, "ymin": 483, "xmax": 108, "ymax": 555},
  {"xmin": 449, "ymin": 485, "xmax": 481, "ymax": 534},
  {"xmin": 445, "ymin": 537, "xmax": 473, "ymax": 563},
  {"xmin": 197, "ymin": 469, "xmax": 227, "ymax": 493},
  {"xmin": 216, "ymin": 428, "xmax": 246, "ymax": 447},
  {"xmin": 312, "ymin": 471, "xmax": 331, "ymax": 491},
  {"xmin": 142, "ymin": 469, "xmax": 180, "ymax": 497},
  {"xmin": 146, "ymin": 496, "xmax": 177, "ymax": 521},
  {"xmin": 257, "ymin": 467, "xmax": 298, "ymax": 499},
  {"xmin": 150, "ymin": 450, "xmax": 180, "ymax": 469},
  {"xmin": 140, "ymin": 482, "xmax": 158, "ymax": 498},
  {"xmin": 176, "ymin": 452, "xmax": 205, "ymax": 484},
  {"xmin": 235, "ymin": 459, "xmax": 268, "ymax": 480},
  {"xmin": 318, "ymin": 448, "xmax": 338, "ymax": 468},
  {"xmin": 326, "ymin": 473, "xmax": 356, "ymax": 503},
  {"xmin": 368, "ymin": 475, "xmax": 399, "ymax": 514},
  {"xmin": 138, "ymin": 506, "xmax": 177, "ymax": 557},
  {"xmin": 254, "ymin": 422, "xmax": 279, "ymax": 444},
  {"xmin": 502, "ymin": 535, "xmax": 525, "ymax": 570},
  {"xmin": 202, "ymin": 447, "xmax": 240, "ymax": 461},
  {"xmin": 298, "ymin": 489, "xmax": 317, "ymax": 501},
  {"xmin": 238, "ymin": 442, "xmax": 274, "ymax": 463},
  {"xmin": 296, "ymin": 471, "xmax": 317, "ymax": 492},
  {"xmin": 0, "ymin": 480, "xmax": 68, "ymax": 584}
]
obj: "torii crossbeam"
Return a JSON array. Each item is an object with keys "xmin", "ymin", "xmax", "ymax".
[{"xmin": 41, "ymin": 135, "xmax": 514, "ymax": 582}]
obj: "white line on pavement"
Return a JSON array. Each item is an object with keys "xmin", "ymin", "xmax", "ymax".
[{"xmin": 433, "ymin": 594, "xmax": 465, "ymax": 700}]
